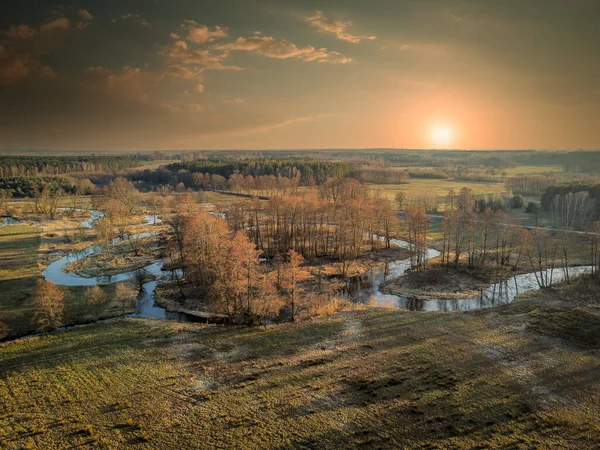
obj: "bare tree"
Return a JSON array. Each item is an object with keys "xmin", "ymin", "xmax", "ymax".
[
  {"xmin": 87, "ymin": 285, "xmax": 107, "ymax": 321},
  {"xmin": 115, "ymin": 284, "xmax": 137, "ymax": 315},
  {"xmin": 31, "ymin": 280, "xmax": 65, "ymax": 332},
  {"xmin": 281, "ymin": 250, "xmax": 308, "ymax": 321},
  {"xmin": 527, "ymin": 228, "xmax": 558, "ymax": 288}
]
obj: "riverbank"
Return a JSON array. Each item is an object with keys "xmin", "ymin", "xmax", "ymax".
[
  {"xmin": 2, "ymin": 279, "xmax": 599, "ymax": 448},
  {"xmin": 64, "ymin": 235, "xmax": 162, "ymax": 278},
  {"xmin": 380, "ymin": 266, "xmax": 494, "ymax": 300},
  {"xmin": 154, "ymin": 244, "xmax": 413, "ymax": 321}
]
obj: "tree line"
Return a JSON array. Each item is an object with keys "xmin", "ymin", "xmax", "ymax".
[
  {"xmin": 0, "ymin": 155, "xmax": 138, "ymax": 177},
  {"xmin": 0, "ymin": 176, "xmax": 76, "ymax": 198},
  {"xmin": 163, "ymin": 157, "xmax": 357, "ymax": 185}
]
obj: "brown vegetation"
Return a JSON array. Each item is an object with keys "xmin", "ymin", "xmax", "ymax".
[{"xmin": 31, "ymin": 280, "xmax": 64, "ymax": 332}]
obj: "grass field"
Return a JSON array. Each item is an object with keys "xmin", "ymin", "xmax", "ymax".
[
  {"xmin": 367, "ymin": 178, "xmax": 507, "ymax": 203},
  {"xmin": 501, "ymin": 165, "xmax": 563, "ymax": 176},
  {"xmin": 0, "ymin": 225, "xmax": 42, "ymax": 338},
  {"xmin": 1, "ymin": 279, "xmax": 599, "ymax": 449}
]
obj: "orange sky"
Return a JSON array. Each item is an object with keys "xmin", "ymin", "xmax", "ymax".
[{"xmin": 0, "ymin": 0, "xmax": 598, "ymax": 150}]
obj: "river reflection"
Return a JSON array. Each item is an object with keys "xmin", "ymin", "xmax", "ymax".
[{"xmin": 346, "ymin": 258, "xmax": 593, "ymax": 312}]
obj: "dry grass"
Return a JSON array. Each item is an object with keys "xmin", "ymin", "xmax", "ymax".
[
  {"xmin": 367, "ymin": 178, "xmax": 507, "ymax": 203},
  {"xmin": 0, "ymin": 224, "xmax": 42, "ymax": 338},
  {"xmin": 501, "ymin": 165, "xmax": 564, "ymax": 176},
  {"xmin": 2, "ymin": 284, "xmax": 600, "ymax": 448}
]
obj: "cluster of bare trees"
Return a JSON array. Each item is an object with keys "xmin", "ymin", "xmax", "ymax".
[
  {"xmin": 222, "ymin": 189, "xmax": 398, "ymax": 276},
  {"xmin": 396, "ymin": 191, "xmax": 440, "ymax": 213},
  {"xmin": 168, "ymin": 210, "xmax": 317, "ymax": 324},
  {"xmin": 226, "ymin": 173, "xmax": 302, "ymax": 197},
  {"xmin": 506, "ymin": 175, "xmax": 560, "ymax": 196},
  {"xmin": 550, "ymin": 191, "xmax": 595, "ymax": 231},
  {"xmin": 441, "ymin": 188, "xmax": 529, "ymax": 272},
  {"xmin": 26, "ymin": 280, "xmax": 137, "ymax": 334},
  {"xmin": 160, "ymin": 183, "xmax": 403, "ymax": 323},
  {"xmin": 31, "ymin": 280, "xmax": 64, "ymax": 332},
  {"xmin": 404, "ymin": 204, "xmax": 429, "ymax": 271},
  {"xmin": 93, "ymin": 177, "xmax": 148, "ymax": 254},
  {"xmin": 357, "ymin": 167, "xmax": 409, "ymax": 184},
  {"xmin": 33, "ymin": 187, "xmax": 62, "ymax": 218}
]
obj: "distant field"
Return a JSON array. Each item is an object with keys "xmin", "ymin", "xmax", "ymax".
[
  {"xmin": 1, "ymin": 287, "xmax": 599, "ymax": 449},
  {"xmin": 367, "ymin": 178, "xmax": 507, "ymax": 202},
  {"xmin": 128, "ymin": 160, "xmax": 174, "ymax": 171},
  {"xmin": 501, "ymin": 165, "xmax": 563, "ymax": 176}
]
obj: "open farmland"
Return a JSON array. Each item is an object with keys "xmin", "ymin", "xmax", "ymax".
[
  {"xmin": 367, "ymin": 178, "xmax": 507, "ymax": 203},
  {"xmin": 1, "ymin": 282, "xmax": 600, "ymax": 449}
]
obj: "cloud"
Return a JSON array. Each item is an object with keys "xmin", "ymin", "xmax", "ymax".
[
  {"xmin": 85, "ymin": 66, "xmax": 113, "ymax": 77},
  {"xmin": 40, "ymin": 17, "xmax": 70, "ymax": 33},
  {"xmin": 40, "ymin": 66, "xmax": 56, "ymax": 78},
  {"xmin": 0, "ymin": 44, "xmax": 55, "ymax": 85},
  {"xmin": 6, "ymin": 9, "xmax": 92, "ymax": 38},
  {"xmin": 225, "ymin": 97, "xmax": 244, "ymax": 104},
  {"xmin": 167, "ymin": 64, "xmax": 203, "ymax": 80},
  {"xmin": 6, "ymin": 25, "xmax": 35, "ymax": 39},
  {"xmin": 193, "ymin": 83, "xmax": 204, "ymax": 94},
  {"xmin": 112, "ymin": 14, "xmax": 149, "ymax": 26},
  {"xmin": 302, "ymin": 10, "xmax": 375, "ymax": 43},
  {"xmin": 214, "ymin": 36, "xmax": 351, "ymax": 63},
  {"xmin": 181, "ymin": 20, "xmax": 228, "ymax": 44},
  {"xmin": 216, "ymin": 116, "xmax": 312, "ymax": 137},
  {"xmin": 187, "ymin": 103, "xmax": 205, "ymax": 113},
  {"xmin": 162, "ymin": 40, "xmax": 241, "ymax": 70},
  {"xmin": 78, "ymin": 9, "xmax": 95, "ymax": 21},
  {"xmin": 84, "ymin": 65, "xmax": 150, "ymax": 102}
]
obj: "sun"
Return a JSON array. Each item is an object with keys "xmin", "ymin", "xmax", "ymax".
[{"xmin": 431, "ymin": 126, "xmax": 452, "ymax": 148}]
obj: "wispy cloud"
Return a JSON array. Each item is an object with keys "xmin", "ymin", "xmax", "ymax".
[
  {"xmin": 6, "ymin": 24, "xmax": 35, "ymax": 39},
  {"xmin": 77, "ymin": 9, "xmax": 95, "ymax": 22},
  {"xmin": 166, "ymin": 64, "xmax": 204, "ymax": 80},
  {"xmin": 180, "ymin": 20, "xmax": 228, "ymax": 44},
  {"xmin": 0, "ymin": 44, "xmax": 55, "ymax": 85},
  {"xmin": 6, "ymin": 8, "xmax": 93, "ymax": 39},
  {"xmin": 302, "ymin": 10, "xmax": 375, "ymax": 43},
  {"xmin": 224, "ymin": 97, "xmax": 244, "ymax": 104},
  {"xmin": 161, "ymin": 40, "xmax": 241, "ymax": 70},
  {"xmin": 112, "ymin": 13, "xmax": 149, "ymax": 26},
  {"xmin": 40, "ymin": 17, "xmax": 70, "ymax": 33},
  {"xmin": 214, "ymin": 36, "xmax": 351, "ymax": 63}
]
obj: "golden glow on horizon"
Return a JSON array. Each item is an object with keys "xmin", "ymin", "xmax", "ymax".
[{"xmin": 431, "ymin": 126, "xmax": 452, "ymax": 148}]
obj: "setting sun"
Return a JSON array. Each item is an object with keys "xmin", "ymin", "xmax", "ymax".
[{"xmin": 431, "ymin": 126, "xmax": 452, "ymax": 148}]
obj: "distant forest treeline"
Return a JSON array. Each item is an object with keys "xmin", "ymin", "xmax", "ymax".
[
  {"xmin": 333, "ymin": 150, "xmax": 600, "ymax": 173},
  {"xmin": 132, "ymin": 158, "xmax": 357, "ymax": 187},
  {"xmin": 0, "ymin": 155, "xmax": 138, "ymax": 177},
  {"xmin": 541, "ymin": 183, "xmax": 600, "ymax": 210},
  {"xmin": 0, "ymin": 176, "xmax": 75, "ymax": 197}
]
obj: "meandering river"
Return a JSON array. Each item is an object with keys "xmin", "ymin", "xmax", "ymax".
[
  {"xmin": 42, "ymin": 210, "xmax": 192, "ymax": 320},
  {"xmin": 345, "ymin": 239, "xmax": 592, "ymax": 311},
  {"xmin": 43, "ymin": 211, "xmax": 592, "ymax": 321}
]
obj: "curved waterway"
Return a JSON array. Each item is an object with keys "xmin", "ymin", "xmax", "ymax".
[
  {"xmin": 345, "ymin": 239, "xmax": 592, "ymax": 311},
  {"xmin": 1, "ymin": 216, "xmax": 20, "ymax": 226},
  {"xmin": 43, "ymin": 210, "xmax": 192, "ymax": 321},
  {"xmin": 43, "ymin": 211, "xmax": 593, "ymax": 319}
]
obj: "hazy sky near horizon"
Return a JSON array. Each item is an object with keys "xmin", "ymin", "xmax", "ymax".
[{"xmin": 0, "ymin": 0, "xmax": 599, "ymax": 151}]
